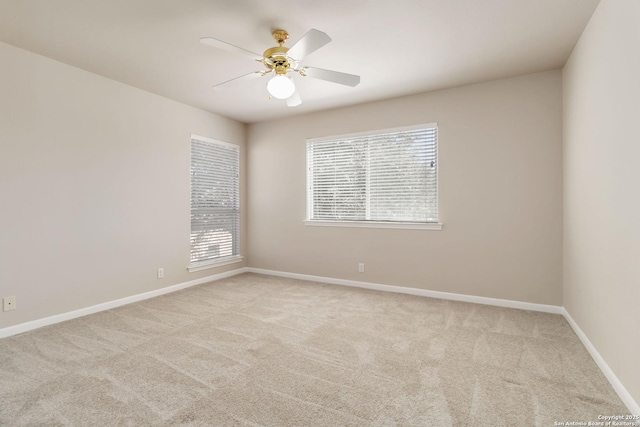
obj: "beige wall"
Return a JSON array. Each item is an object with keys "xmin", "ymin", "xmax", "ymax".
[
  {"xmin": 248, "ymin": 70, "xmax": 563, "ymax": 305},
  {"xmin": 563, "ymin": 0, "xmax": 640, "ymax": 407},
  {"xmin": 0, "ymin": 42, "xmax": 247, "ymax": 329}
]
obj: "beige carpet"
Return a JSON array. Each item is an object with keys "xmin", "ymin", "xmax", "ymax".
[{"xmin": 0, "ymin": 273, "xmax": 629, "ymax": 426}]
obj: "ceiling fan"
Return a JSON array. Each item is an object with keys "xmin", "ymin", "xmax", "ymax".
[{"xmin": 200, "ymin": 28, "xmax": 360, "ymax": 107}]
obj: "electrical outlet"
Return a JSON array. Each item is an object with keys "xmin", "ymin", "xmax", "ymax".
[
  {"xmin": 3, "ymin": 296, "xmax": 16, "ymax": 312},
  {"xmin": 157, "ymin": 268, "xmax": 164, "ymax": 279},
  {"xmin": 358, "ymin": 263, "xmax": 365, "ymax": 273}
]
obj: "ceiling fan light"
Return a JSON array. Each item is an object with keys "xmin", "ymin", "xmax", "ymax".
[{"xmin": 267, "ymin": 75, "xmax": 295, "ymax": 99}]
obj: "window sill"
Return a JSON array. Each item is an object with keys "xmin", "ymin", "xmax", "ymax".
[
  {"xmin": 303, "ymin": 220, "xmax": 443, "ymax": 230},
  {"xmin": 188, "ymin": 255, "xmax": 244, "ymax": 273}
]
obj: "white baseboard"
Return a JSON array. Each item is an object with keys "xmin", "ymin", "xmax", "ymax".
[
  {"xmin": 247, "ymin": 268, "xmax": 564, "ymax": 314},
  {"xmin": 0, "ymin": 267, "xmax": 248, "ymax": 339},
  {"xmin": 562, "ymin": 308, "xmax": 640, "ymax": 415}
]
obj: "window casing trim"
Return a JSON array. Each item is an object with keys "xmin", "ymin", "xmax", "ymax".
[
  {"xmin": 304, "ymin": 220, "xmax": 443, "ymax": 230},
  {"xmin": 187, "ymin": 255, "xmax": 244, "ymax": 273},
  {"xmin": 306, "ymin": 123, "xmax": 438, "ymax": 144}
]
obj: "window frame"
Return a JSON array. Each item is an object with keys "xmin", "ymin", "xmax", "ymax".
[
  {"xmin": 305, "ymin": 124, "xmax": 442, "ymax": 230},
  {"xmin": 188, "ymin": 134, "xmax": 243, "ymax": 273}
]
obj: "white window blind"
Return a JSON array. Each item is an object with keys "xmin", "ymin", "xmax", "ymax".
[
  {"xmin": 306, "ymin": 124, "xmax": 438, "ymax": 223},
  {"xmin": 190, "ymin": 135, "xmax": 240, "ymax": 266}
]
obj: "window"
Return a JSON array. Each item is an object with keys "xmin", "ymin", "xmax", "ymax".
[
  {"xmin": 189, "ymin": 135, "xmax": 241, "ymax": 271},
  {"xmin": 306, "ymin": 124, "xmax": 440, "ymax": 229}
]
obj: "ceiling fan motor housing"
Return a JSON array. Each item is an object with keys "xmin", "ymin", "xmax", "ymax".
[
  {"xmin": 263, "ymin": 46, "xmax": 291, "ymax": 75},
  {"xmin": 262, "ymin": 30, "xmax": 294, "ymax": 75}
]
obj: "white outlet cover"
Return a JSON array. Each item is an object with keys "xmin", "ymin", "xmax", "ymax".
[{"xmin": 3, "ymin": 296, "xmax": 16, "ymax": 311}]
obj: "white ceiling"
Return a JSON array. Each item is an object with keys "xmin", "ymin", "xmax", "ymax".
[{"xmin": 0, "ymin": 0, "xmax": 599, "ymax": 124}]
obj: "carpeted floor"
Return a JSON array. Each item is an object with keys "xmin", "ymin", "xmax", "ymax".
[{"xmin": 0, "ymin": 273, "xmax": 629, "ymax": 426}]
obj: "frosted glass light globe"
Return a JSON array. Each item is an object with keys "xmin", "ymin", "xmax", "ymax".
[{"xmin": 267, "ymin": 75, "xmax": 295, "ymax": 99}]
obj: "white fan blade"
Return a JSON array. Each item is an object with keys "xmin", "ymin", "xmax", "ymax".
[
  {"xmin": 287, "ymin": 90, "xmax": 302, "ymax": 107},
  {"xmin": 213, "ymin": 72, "xmax": 263, "ymax": 89},
  {"xmin": 287, "ymin": 29, "xmax": 331, "ymax": 60},
  {"xmin": 303, "ymin": 67, "xmax": 360, "ymax": 87},
  {"xmin": 200, "ymin": 37, "xmax": 262, "ymax": 60}
]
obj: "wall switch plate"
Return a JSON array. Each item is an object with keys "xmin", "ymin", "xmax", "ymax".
[
  {"xmin": 157, "ymin": 268, "xmax": 164, "ymax": 279},
  {"xmin": 3, "ymin": 296, "xmax": 16, "ymax": 312}
]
